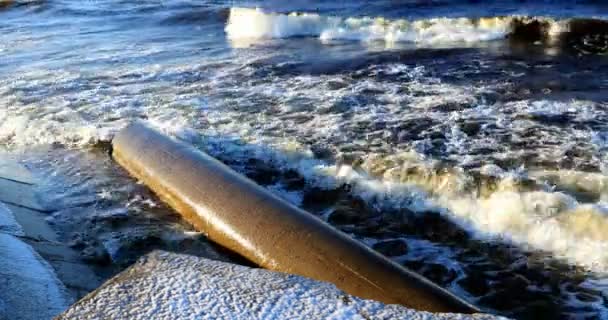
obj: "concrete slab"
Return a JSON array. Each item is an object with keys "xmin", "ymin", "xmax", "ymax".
[
  {"xmin": 59, "ymin": 251, "xmax": 506, "ymax": 320},
  {"xmin": 24, "ymin": 240, "xmax": 102, "ymax": 293},
  {"xmin": 0, "ymin": 178, "xmax": 47, "ymax": 212},
  {"xmin": 0, "ymin": 155, "xmax": 38, "ymax": 185},
  {"xmin": 7, "ymin": 204, "xmax": 56, "ymax": 242}
]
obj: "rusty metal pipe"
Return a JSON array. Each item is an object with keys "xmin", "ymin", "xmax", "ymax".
[{"xmin": 112, "ymin": 122, "xmax": 479, "ymax": 314}]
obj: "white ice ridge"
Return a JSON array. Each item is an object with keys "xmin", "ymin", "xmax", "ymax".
[
  {"xmin": 225, "ymin": 7, "xmax": 556, "ymax": 44},
  {"xmin": 0, "ymin": 201, "xmax": 24, "ymax": 236},
  {"xmin": 0, "ymin": 195, "xmax": 71, "ymax": 320},
  {"xmin": 59, "ymin": 251, "xmax": 506, "ymax": 320},
  {"xmin": 0, "ymin": 232, "xmax": 72, "ymax": 320}
]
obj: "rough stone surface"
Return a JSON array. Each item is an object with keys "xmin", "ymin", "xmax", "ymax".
[{"xmin": 60, "ymin": 251, "xmax": 507, "ymax": 320}]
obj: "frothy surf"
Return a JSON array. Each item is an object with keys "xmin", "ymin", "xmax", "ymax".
[
  {"xmin": 226, "ymin": 7, "xmax": 608, "ymax": 51},
  {"xmin": 1, "ymin": 58, "xmax": 608, "ymax": 273},
  {"xmin": 208, "ymin": 140, "xmax": 608, "ymax": 273},
  {"xmin": 226, "ymin": 8, "xmax": 515, "ymax": 44},
  {"xmin": 2, "ymin": 0, "xmax": 608, "ymax": 317}
]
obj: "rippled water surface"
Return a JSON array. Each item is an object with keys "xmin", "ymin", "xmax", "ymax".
[{"xmin": 2, "ymin": 1, "xmax": 608, "ymax": 319}]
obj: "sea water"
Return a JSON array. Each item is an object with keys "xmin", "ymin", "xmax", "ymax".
[{"xmin": 1, "ymin": 1, "xmax": 608, "ymax": 318}]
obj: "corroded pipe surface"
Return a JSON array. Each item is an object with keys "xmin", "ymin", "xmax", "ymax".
[{"xmin": 112, "ymin": 122, "xmax": 479, "ymax": 314}]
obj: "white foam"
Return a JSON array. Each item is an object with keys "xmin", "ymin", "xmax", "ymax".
[
  {"xmin": 225, "ymin": 8, "xmax": 337, "ymax": 39},
  {"xmin": 226, "ymin": 8, "xmax": 525, "ymax": 45},
  {"xmin": 2, "ymin": 28, "xmax": 607, "ymax": 274},
  {"xmin": 204, "ymin": 138, "xmax": 608, "ymax": 272},
  {"xmin": 0, "ymin": 66, "xmax": 200, "ymax": 148},
  {"xmin": 350, "ymin": 166, "xmax": 608, "ymax": 272},
  {"xmin": 0, "ymin": 110, "xmax": 109, "ymax": 147}
]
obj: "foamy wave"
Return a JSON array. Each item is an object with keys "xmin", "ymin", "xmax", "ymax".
[
  {"xmin": 211, "ymin": 141, "xmax": 608, "ymax": 272},
  {"xmin": 226, "ymin": 8, "xmax": 513, "ymax": 44},
  {"xmin": 0, "ymin": 67, "xmax": 209, "ymax": 148},
  {"xmin": 0, "ymin": 109, "xmax": 112, "ymax": 147},
  {"xmin": 225, "ymin": 8, "xmax": 574, "ymax": 45},
  {"xmin": 348, "ymin": 159, "xmax": 608, "ymax": 272},
  {"xmin": 358, "ymin": 154, "xmax": 608, "ymax": 272}
]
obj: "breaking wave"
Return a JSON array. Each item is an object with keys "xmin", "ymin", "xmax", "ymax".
[
  {"xmin": 210, "ymin": 141, "xmax": 608, "ymax": 273},
  {"xmin": 226, "ymin": 7, "xmax": 608, "ymax": 51}
]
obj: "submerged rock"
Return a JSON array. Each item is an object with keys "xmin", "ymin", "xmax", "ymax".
[
  {"xmin": 373, "ymin": 239, "xmax": 409, "ymax": 257},
  {"xmin": 80, "ymin": 245, "xmax": 111, "ymax": 266}
]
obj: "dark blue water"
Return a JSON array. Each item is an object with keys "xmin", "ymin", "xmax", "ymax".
[
  {"xmin": 251, "ymin": 0, "xmax": 607, "ymax": 18},
  {"xmin": 1, "ymin": 1, "xmax": 608, "ymax": 319}
]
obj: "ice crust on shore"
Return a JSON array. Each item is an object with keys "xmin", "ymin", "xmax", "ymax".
[
  {"xmin": 0, "ymin": 201, "xmax": 23, "ymax": 236},
  {"xmin": 0, "ymin": 232, "xmax": 72, "ymax": 320},
  {"xmin": 0, "ymin": 190, "xmax": 71, "ymax": 320}
]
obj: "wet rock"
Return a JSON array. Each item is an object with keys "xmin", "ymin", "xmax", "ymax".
[
  {"xmin": 457, "ymin": 274, "xmax": 490, "ymax": 297},
  {"xmin": 327, "ymin": 201, "xmax": 370, "ymax": 225},
  {"xmin": 576, "ymin": 292, "xmax": 599, "ymax": 303},
  {"xmin": 338, "ymin": 221, "xmax": 385, "ymax": 239},
  {"xmin": 427, "ymin": 131, "xmax": 446, "ymax": 140},
  {"xmin": 109, "ymin": 234, "xmax": 164, "ymax": 265},
  {"xmin": 68, "ymin": 234, "xmax": 87, "ymax": 250},
  {"xmin": 244, "ymin": 160, "xmax": 279, "ymax": 186},
  {"xmin": 418, "ymin": 212, "xmax": 469, "ymax": 243},
  {"xmin": 336, "ymin": 152, "xmax": 365, "ymax": 167},
  {"xmin": 432, "ymin": 102, "xmax": 472, "ymax": 112},
  {"xmin": 309, "ymin": 145, "xmax": 334, "ymax": 161},
  {"xmin": 327, "ymin": 207, "xmax": 365, "ymax": 225},
  {"xmin": 81, "ymin": 245, "xmax": 111, "ymax": 265},
  {"xmin": 421, "ymin": 263, "xmax": 457, "ymax": 286},
  {"xmin": 512, "ymin": 265, "xmax": 548, "ymax": 286},
  {"xmin": 515, "ymin": 300, "xmax": 561, "ymax": 320},
  {"xmin": 282, "ymin": 170, "xmax": 306, "ymax": 190},
  {"xmin": 301, "ymin": 187, "xmax": 344, "ymax": 210},
  {"xmin": 460, "ymin": 122, "xmax": 481, "ymax": 136},
  {"xmin": 392, "ymin": 118, "xmax": 435, "ymax": 142},
  {"xmin": 321, "ymin": 100, "xmax": 351, "ymax": 114},
  {"xmin": 372, "ymin": 239, "xmax": 408, "ymax": 257},
  {"xmin": 529, "ymin": 113, "xmax": 571, "ymax": 125},
  {"xmin": 501, "ymin": 274, "xmax": 532, "ymax": 292},
  {"xmin": 478, "ymin": 289, "xmax": 521, "ymax": 311},
  {"xmin": 326, "ymin": 80, "xmax": 348, "ymax": 90},
  {"xmin": 403, "ymin": 260, "xmax": 424, "ymax": 272},
  {"xmin": 359, "ymin": 87, "xmax": 385, "ymax": 96}
]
